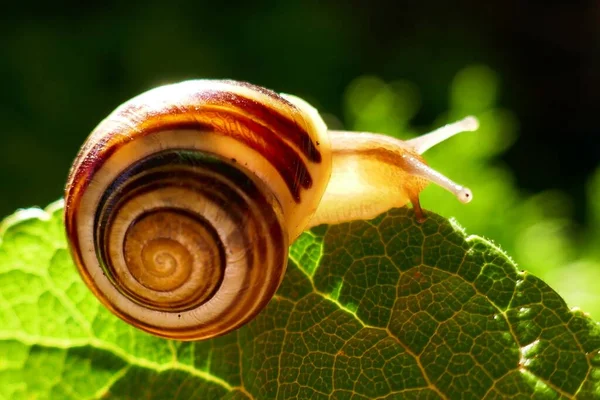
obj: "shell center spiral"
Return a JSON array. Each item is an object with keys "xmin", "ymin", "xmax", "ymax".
[
  {"xmin": 139, "ymin": 238, "xmax": 190, "ymax": 286},
  {"xmin": 116, "ymin": 209, "xmax": 225, "ymax": 310}
]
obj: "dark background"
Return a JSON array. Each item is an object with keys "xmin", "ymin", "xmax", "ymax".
[{"xmin": 0, "ymin": 0, "xmax": 598, "ymax": 224}]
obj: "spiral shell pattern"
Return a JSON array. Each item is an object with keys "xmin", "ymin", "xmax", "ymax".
[{"xmin": 64, "ymin": 80, "xmax": 329, "ymax": 339}]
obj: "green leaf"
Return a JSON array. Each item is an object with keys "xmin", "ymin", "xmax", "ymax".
[{"xmin": 0, "ymin": 201, "xmax": 598, "ymax": 399}]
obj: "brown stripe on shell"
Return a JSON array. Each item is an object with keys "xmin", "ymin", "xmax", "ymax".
[
  {"xmin": 201, "ymin": 90, "xmax": 322, "ymax": 163},
  {"xmin": 213, "ymin": 81, "xmax": 321, "ymax": 163}
]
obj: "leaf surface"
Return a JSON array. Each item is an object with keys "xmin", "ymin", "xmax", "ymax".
[{"xmin": 0, "ymin": 201, "xmax": 598, "ymax": 399}]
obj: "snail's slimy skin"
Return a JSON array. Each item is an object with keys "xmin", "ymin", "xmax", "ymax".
[{"xmin": 64, "ymin": 79, "xmax": 477, "ymax": 340}]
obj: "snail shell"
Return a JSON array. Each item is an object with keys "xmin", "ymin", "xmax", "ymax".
[{"xmin": 64, "ymin": 79, "xmax": 477, "ymax": 340}]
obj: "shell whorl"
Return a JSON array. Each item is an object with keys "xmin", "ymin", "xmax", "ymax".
[{"xmin": 64, "ymin": 80, "xmax": 330, "ymax": 340}]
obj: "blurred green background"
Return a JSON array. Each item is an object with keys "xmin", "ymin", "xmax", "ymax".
[{"xmin": 1, "ymin": 1, "xmax": 598, "ymax": 318}]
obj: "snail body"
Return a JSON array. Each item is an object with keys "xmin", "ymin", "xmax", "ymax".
[{"xmin": 65, "ymin": 79, "xmax": 477, "ymax": 340}]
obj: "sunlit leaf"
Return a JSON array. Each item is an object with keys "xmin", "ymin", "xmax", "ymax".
[{"xmin": 0, "ymin": 202, "xmax": 598, "ymax": 399}]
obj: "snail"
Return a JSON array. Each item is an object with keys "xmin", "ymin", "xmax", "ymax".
[{"xmin": 64, "ymin": 79, "xmax": 478, "ymax": 341}]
